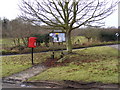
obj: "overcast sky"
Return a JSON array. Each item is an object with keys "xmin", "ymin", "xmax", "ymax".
[{"xmin": 0, "ymin": 0, "xmax": 118, "ymax": 28}]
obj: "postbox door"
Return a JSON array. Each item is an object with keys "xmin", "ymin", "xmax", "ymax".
[{"xmin": 28, "ymin": 37, "xmax": 37, "ymax": 48}]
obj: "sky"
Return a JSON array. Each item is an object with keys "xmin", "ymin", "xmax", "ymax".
[{"xmin": 0, "ymin": 0, "xmax": 118, "ymax": 28}]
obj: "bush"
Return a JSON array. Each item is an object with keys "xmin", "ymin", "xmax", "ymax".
[
  {"xmin": 2, "ymin": 50, "xmax": 19, "ymax": 55},
  {"xmin": 77, "ymin": 28, "xmax": 119, "ymax": 42},
  {"xmin": 30, "ymin": 34, "xmax": 49, "ymax": 47},
  {"xmin": 99, "ymin": 29, "xmax": 119, "ymax": 42}
]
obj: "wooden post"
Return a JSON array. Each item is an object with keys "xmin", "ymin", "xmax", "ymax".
[{"xmin": 31, "ymin": 48, "xmax": 34, "ymax": 65}]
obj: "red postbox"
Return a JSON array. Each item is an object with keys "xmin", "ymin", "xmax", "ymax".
[{"xmin": 28, "ymin": 37, "xmax": 37, "ymax": 48}]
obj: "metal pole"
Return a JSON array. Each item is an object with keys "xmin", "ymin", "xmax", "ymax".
[
  {"xmin": 51, "ymin": 42, "xmax": 55, "ymax": 59},
  {"xmin": 117, "ymin": 36, "xmax": 119, "ymax": 44},
  {"xmin": 32, "ymin": 48, "xmax": 34, "ymax": 65},
  {"xmin": 115, "ymin": 33, "xmax": 119, "ymax": 43},
  {"xmin": 60, "ymin": 42, "xmax": 64, "ymax": 58}
]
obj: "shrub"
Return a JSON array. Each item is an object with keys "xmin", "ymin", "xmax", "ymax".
[
  {"xmin": 30, "ymin": 33, "xmax": 50, "ymax": 47},
  {"xmin": 77, "ymin": 27, "xmax": 119, "ymax": 42},
  {"xmin": 77, "ymin": 28, "xmax": 101, "ymax": 42},
  {"xmin": 99, "ymin": 29, "xmax": 119, "ymax": 42}
]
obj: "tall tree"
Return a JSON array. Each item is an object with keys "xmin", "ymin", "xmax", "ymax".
[
  {"xmin": 2, "ymin": 18, "xmax": 12, "ymax": 38},
  {"xmin": 10, "ymin": 18, "xmax": 36, "ymax": 46},
  {"xmin": 19, "ymin": 0, "xmax": 118, "ymax": 53}
]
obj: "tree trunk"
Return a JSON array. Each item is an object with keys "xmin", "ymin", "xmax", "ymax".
[
  {"xmin": 88, "ymin": 38, "xmax": 91, "ymax": 42},
  {"xmin": 13, "ymin": 39, "xmax": 17, "ymax": 46},
  {"xmin": 16, "ymin": 38, "xmax": 20, "ymax": 46},
  {"xmin": 66, "ymin": 31, "xmax": 72, "ymax": 53}
]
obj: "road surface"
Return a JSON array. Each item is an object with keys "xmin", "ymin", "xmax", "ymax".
[{"xmin": 108, "ymin": 44, "xmax": 120, "ymax": 50}]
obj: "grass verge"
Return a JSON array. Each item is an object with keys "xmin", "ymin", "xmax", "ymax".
[
  {"xmin": 2, "ymin": 52, "xmax": 51, "ymax": 77},
  {"xmin": 28, "ymin": 46, "xmax": 119, "ymax": 83}
]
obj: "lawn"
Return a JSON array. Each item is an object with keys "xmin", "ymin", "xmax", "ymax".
[
  {"xmin": 1, "ymin": 38, "xmax": 14, "ymax": 47},
  {"xmin": 28, "ymin": 46, "xmax": 119, "ymax": 83},
  {"xmin": 71, "ymin": 36, "xmax": 88, "ymax": 44},
  {"xmin": 2, "ymin": 52, "xmax": 51, "ymax": 77}
]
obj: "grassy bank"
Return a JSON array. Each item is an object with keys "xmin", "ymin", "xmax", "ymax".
[
  {"xmin": 2, "ymin": 52, "xmax": 51, "ymax": 77},
  {"xmin": 28, "ymin": 46, "xmax": 119, "ymax": 83}
]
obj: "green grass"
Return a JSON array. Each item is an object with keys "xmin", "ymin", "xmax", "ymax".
[
  {"xmin": 1, "ymin": 38, "xmax": 14, "ymax": 46},
  {"xmin": 0, "ymin": 39, "xmax": 2, "ymax": 45},
  {"xmin": 72, "ymin": 36, "xmax": 88, "ymax": 44},
  {"xmin": 28, "ymin": 46, "xmax": 119, "ymax": 83},
  {"xmin": 2, "ymin": 52, "xmax": 51, "ymax": 77}
]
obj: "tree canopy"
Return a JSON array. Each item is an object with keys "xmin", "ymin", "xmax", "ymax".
[{"xmin": 19, "ymin": 0, "xmax": 118, "ymax": 53}]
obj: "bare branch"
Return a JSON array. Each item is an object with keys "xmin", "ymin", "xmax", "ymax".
[{"xmin": 19, "ymin": 0, "xmax": 119, "ymax": 30}]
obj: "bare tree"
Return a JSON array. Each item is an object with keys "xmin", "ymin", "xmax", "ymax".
[
  {"xmin": 19, "ymin": 0, "xmax": 118, "ymax": 53},
  {"xmin": 10, "ymin": 18, "xmax": 36, "ymax": 46},
  {"xmin": 2, "ymin": 18, "xmax": 12, "ymax": 38}
]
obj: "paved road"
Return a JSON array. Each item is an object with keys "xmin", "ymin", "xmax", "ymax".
[
  {"xmin": 108, "ymin": 44, "xmax": 120, "ymax": 50},
  {"xmin": 2, "ymin": 83, "xmax": 25, "ymax": 88},
  {"xmin": 2, "ymin": 83, "xmax": 39, "ymax": 88}
]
